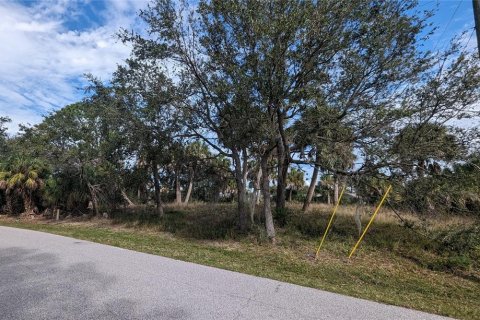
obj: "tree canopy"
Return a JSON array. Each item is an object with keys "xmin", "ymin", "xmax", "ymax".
[{"xmin": 1, "ymin": 0, "xmax": 480, "ymax": 242}]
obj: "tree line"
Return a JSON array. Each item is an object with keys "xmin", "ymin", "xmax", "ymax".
[{"xmin": 1, "ymin": 0, "xmax": 480, "ymax": 242}]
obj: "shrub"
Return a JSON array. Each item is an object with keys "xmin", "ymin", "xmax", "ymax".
[
  {"xmin": 432, "ymin": 226, "xmax": 480, "ymax": 271},
  {"xmin": 273, "ymin": 207, "xmax": 292, "ymax": 227}
]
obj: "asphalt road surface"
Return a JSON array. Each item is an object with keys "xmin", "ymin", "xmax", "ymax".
[{"xmin": 0, "ymin": 226, "xmax": 451, "ymax": 320}]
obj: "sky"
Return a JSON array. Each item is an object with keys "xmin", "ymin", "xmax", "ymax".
[
  {"xmin": 0, "ymin": 0, "xmax": 149, "ymax": 133},
  {"xmin": 0, "ymin": 0, "xmax": 477, "ymax": 135}
]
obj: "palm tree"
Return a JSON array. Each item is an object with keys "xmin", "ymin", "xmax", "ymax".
[
  {"xmin": 320, "ymin": 174, "xmax": 334, "ymax": 205},
  {"xmin": 0, "ymin": 158, "xmax": 45, "ymax": 216},
  {"xmin": 0, "ymin": 170, "xmax": 14, "ymax": 213},
  {"xmin": 286, "ymin": 168, "xmax": 305, "ymax": 201}
]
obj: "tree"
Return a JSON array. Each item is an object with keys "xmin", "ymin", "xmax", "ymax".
[
  {"xmin": 319, "ymin": 174, "xmax": 334, "ymax": 205},
  {"xmin": 0, "ymin": 118, "xmax": 8, "ymax": 212},
  {"xmin": 0, "ymin": 157, "xmax": 46, "ymax": 216},
  {"xmin": 288, "ymin": 6, "xmax": 480, "ymax": 213},
  {"xmin": 286, "ymin": 168, "xmax": 305, "ymax": 201},
  {"xmin": 121, "ymin": 0, "xmax": 276, "ymax": 232},
  {"xmin": 391, "ymin": 123, "xmax": 464, "ymax": 177},
  {"xmin": 120, "ymin": 0, "xmax": 480, "ymax": 241},
  {"xmin": 0, "ymin": 117, "xmax": 10, "ymax": 158},
  {"xmin": 183, "ymin": 141, "xmax": 210, "ymax": 204},
  {"xmin": 14, "ymin": 85, "xmax": 131, "ymax": 217},
  {"xmin": 113, "ymin": 59, "xmax": 182, "ymax": 216},
  {"xmin": 121, "ymin": 0, "xmax": 365, "ymax": 240},
  {"xmin": 3, "ymin": 0, "xmax": 478, "ymax": 245},
  {"xmin": 194, "ymin": 154, "xmax": 233, "ymax": 202},
  {"xmin": 291, "ymin": 105, "xmax": 354, "ymax": 210}
]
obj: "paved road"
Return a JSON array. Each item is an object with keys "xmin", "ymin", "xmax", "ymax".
[{"xmin": 0, "ymin": 226, "xmax": 451, "ymax": 320}]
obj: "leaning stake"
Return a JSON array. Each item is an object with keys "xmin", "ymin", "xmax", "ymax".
[
  {"xmin": 348, "ymin": 185, "xmax": 392, "ymax": 259},
  {"xmin": 315, "ymin": 185, "xmax": 346, "ymax": 259}
]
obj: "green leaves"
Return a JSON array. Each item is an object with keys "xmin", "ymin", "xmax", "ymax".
[{"xmin": 2, "ymin": 0, "xmax": 480, "ymax": 225}]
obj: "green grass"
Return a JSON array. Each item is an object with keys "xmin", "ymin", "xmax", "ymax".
[{"xmin": 1, "ymin": 203, "xmax": 479, "ymax": 319}]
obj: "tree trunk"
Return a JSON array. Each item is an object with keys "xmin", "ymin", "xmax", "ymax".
[
  {"xmin": 87, "ymin": 183, "xmax": 100, "ymax": 217},
  {"xmin": 250, "ymin": 167, "xmax": 262, "ymax": 224},
  {"xmin": 213, "ymin": 188, "xmax": 220, "ymax": 202},
  {"xmin": 303, "ymin": 165, "xmax": 319, "ymax": 211},
  {"xmin": 4, "ymin": 191, "xmax": 13, "ymax": 214},
  {"xmin": 175, "ymin": 168, "xmax": 182, "ymax": 205},
  {"xmin": 233, "ymin": 150, "xmax": 249, "ymax": 232},
  {"xmin": 275, "ymin": 109, "xmax": 289, "ymax": 212},
  {"xmin": 236, "ymin": 177, "xmax": 248, "ymax": 231},
  {"xmin": 261, "ymin": 155, "xmax": 276, "ymax": 243},
  {"xmin": 334, "ymin": 176, "xmax": 339, "ymax": 204},
  {"xmin": 121, "ymin": 189, "xmax": 135, "ymax": 207},
  {"xmin": 22, "ymin": 191, "xmax": 36, "ymax": 216},
  {"xmin": 151, "ymin": 161, "xmax": 164, "ymax": 217},
  {"xmin": 137, "ymin": 183, "xmax": 147, "ymax": 203},
  {"xmin": 184, "ymin": 167, "xmax": 194, "ymax": 204},
  {"xmin": 276, "ymin": 137, "xmax": 288, "ymax": 211},
  {"xmin": 327, "ymin": 191, "xmax": 331, "ymax": 205},
  {"xmin": 417, "ymin": 159, "xmax": 426, "ymax": 178},
  {"xmin": 354, "ymin": 201, "xmax": 364, "ymax": 236}
]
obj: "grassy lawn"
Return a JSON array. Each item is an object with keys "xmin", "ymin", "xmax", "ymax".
[{"xmin": 1, "ymin": 203, "xmax": 479, "ymax": 319}]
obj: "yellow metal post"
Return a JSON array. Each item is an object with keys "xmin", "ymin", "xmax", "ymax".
[
  {"xmin": 315, "ymin": 185, "xmax": 346, "ymax": 259},
  {"xmin": 348, "ymin": 185, "xmax": 392, "ymax": 259}
]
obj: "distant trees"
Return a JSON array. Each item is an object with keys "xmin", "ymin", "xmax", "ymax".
[
  {"xmin": 400, "ymin": 155, "xmax": 480, "ymax": 215},
  {"xmin": 1, "ymin": 0, "xmax": 480, "ymax": 238},
  {"xmin": 12, "ymin": 96, "xmax": 129, "ymax": 216},
  {"xmin": 182, "ymin": 141, "xmax": 210, "ymax": 204},
  {"xmin": 286, "ymin": 168, "xmax": 305, "ymax": 201},
  {"xmin": 0, "ymin": 117, "xmax": 9, "ymax": 157}
]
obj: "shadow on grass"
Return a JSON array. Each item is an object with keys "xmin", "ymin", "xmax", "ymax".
[{"xmin": 110, "ymin": 204, "xmax": 239, "ymax": 240}]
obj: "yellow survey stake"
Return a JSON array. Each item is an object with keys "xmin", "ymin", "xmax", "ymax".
[
  {"xmin": 348, "ymin": 185, "xmax": 392, "ymax": 258},
  {"xmin": 315, "ymin": 185, "xmax": 346, "ymax": 259}
]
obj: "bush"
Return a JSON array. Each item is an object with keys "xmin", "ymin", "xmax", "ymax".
[
  {"xmin": 273, "ymin": 207, "xmax": 292, "ymax": 227},
  {"xmin": 173, "ymin": 211, "xmax": 237, "ymax": 240},
  {"xmin": 112, "ymin": 205, "xmax": 238, "ymax": 240},
  {"xmin": 431, "ymin": 226, "xmax": 480, "ymax": 271},
  {"xmin": 288, "ymin": 213, "xmax": 325, "ymax": 237}
]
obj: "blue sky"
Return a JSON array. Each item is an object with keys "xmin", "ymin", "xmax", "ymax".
[
  {"xmin": 0, "ymin": 0, "xmax": 477, "ymax": 135},
  {"xmin": 0, "ymin": 0, "xmax": 148, "ymax": 133}
]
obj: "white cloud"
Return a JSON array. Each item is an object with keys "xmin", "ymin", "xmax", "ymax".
[{"xmin": 0, "ymin": 0, "xmax": 149, "ymax": 134}]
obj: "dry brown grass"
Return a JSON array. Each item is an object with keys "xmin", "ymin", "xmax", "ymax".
[{"xmin": 293, "ymin": 201, "xmax": 477, "ymax": 231}]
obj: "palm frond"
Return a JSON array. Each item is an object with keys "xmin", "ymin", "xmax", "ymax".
[
  {"xmin": 8, "ymin": 173, "xmax": 25, "ymax": 188},
  {"xmin": 25, "ymin": 178, "xmax": 38, "ymax": 190},
  {"xmin": 28, "ymin": 171, "xmax": 38, "ymax": 180},
  {"xmin": 0, "ymin": 171, "xmax": 10, "ymax": 180}
]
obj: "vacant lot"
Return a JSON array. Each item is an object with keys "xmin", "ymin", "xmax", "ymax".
[{"xmin": 1, "ymin": 203, "xmax": 479, "ymax": 319}]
